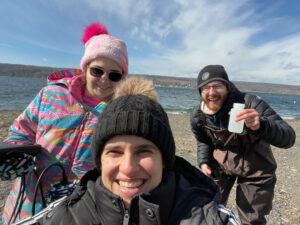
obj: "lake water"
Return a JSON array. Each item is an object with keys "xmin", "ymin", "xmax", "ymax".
[{"xmin": 0, "ymin": 76, "xmax": 299, "ymax": 119}]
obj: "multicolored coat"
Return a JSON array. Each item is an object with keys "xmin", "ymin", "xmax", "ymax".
[{"xmin": 2, "ymin": 69, "xmax": 108, "ymax": 224}]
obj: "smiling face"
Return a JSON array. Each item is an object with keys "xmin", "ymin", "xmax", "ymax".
[
  {"xmin": 85, "ymin": 57, "xmax": 123, "ymax": 99},
  {"xmin": 201, "ymin": 81, "xmax": 229, "ymax": 112},
  {"xmin": 100, "ymin": 135, "xmax": 164, "ymax": 208}
]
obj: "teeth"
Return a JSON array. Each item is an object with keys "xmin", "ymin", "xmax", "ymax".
[{"xmin": 119, "ymin": 180, "xmax": 143, "ymax": 188}]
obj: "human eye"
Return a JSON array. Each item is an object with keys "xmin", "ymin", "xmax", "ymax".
[
  {"xmin": 110, "ymin": 69, "xmax": 122, "ymax": 74},
  {"xmin": 137, "ymin": 149, "xmax": 152, "ymax": 154},
  {"xmin": 201, "ymin": 86, "xmax": 209, "ymax": 92},
  {"xmin": 136, "ymin": 145, "xmax": 157, "ymax": 155},
  {"xmin": 103, "ymin": 148, "xmax": 123, "ymax": 157},
  {"xmin": 217, "ymin": 84, "xmax": 227, "ymax": 90}
]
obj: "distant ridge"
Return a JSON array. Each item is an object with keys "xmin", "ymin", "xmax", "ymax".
[
  {"xmin": 1, "ymin": 62, "xmax": 299, "ymax": 95},
  {"xmin": 0, "ymin": 63, "xmax": 63, "ymax": 77}
]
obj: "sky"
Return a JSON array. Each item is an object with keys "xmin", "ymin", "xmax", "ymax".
[{"xmin": 0, "ymin": 0, "xmax": 300, "ymax": 85}]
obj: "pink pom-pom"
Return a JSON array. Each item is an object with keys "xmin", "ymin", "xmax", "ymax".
[{"xmin": 81, "ymin": 22, "xmax": 109, "ymax": 44}]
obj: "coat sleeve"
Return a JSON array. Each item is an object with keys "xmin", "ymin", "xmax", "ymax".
[
  {"xmin": 246, "ymin": 94, "xmax": 296, "ymax": 148},
  {"xmin": 190, "ymin": 106, "xmax": 214, "ymax": 167},
  {"xmin": 4, "ymin": 89, "xmax": 43, "ymax": 145}
]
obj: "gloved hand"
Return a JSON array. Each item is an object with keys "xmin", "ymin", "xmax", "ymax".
[{"xmin": 0, "ymin": 153, "xmax": 35, "ymax": 181}]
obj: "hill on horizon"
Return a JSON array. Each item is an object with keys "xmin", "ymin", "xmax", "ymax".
[{"xmin": 0, "ymin": 62, "xmax": 299, "ymax": 95}]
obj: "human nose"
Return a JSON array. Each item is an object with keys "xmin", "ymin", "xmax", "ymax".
[
  {"xmin": 119, "ymin": 152, "xmax": 139, "ymax": 175},
  {"xmin": 99, "ymin": 71, "xmax": 110, "ymax": 82},
  {"xmin": 207, "ymin": 86, "xmax": 216, "ymax": 94}
]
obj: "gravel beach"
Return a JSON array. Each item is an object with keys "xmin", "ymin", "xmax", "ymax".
[{"xmin": 0, "ymin": 111, "xmax": 299, "ymax": 224}]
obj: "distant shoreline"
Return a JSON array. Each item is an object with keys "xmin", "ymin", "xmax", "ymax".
[
  {"xmin": 1, "ymin": 62, "xmax": 300, "ymax": 95},
  {"xmin": 3, "ymin": 72, "xmax": 299, "ymax": 95}
]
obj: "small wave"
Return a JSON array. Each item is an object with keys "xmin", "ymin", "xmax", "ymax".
[
  {"xmin": 166, "ymin": 110, "xmax": 189, "ymax": 115},
  {"xmin": 282, "ymin": 116, "xmax": 297, "ymax": 120}
]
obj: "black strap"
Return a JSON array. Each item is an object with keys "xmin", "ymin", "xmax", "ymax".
[
  {"xmin": 32, "ymin": 162, "xmax": 68, "ymax": 216},
  {"xmin": 7, "ymin": 176, "xmax": 25, "ymax": 224}
]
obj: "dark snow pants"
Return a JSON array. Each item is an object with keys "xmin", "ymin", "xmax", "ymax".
[
  {"xmin": 217, "ymin": 171, "xmax": 276, "ymax": 225},
  {"xmin": 212, "ymin": 143, "xmax": 277, "ymax": 225}
]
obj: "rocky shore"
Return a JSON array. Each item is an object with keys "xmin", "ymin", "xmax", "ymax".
[{"xmin": 0, "ymin": 111, "xmax": 299, "ymax": 224}]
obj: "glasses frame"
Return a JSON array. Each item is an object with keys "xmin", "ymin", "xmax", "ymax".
[
  {"xmin": 201, "ymin": 83, "xmax": 227, "ymax": 93},
  {"xmin": 88, "ymin": 66, "xmax": 123, "ymax": 82}
]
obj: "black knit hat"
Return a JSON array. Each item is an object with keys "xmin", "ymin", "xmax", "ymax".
[
  {"xmin": 197, "ymin": 65, "xmax": 230, "ymax": 91},
  {"xmin": 92, "ymin": 94, "xmax": 176, "ymax": 171}
]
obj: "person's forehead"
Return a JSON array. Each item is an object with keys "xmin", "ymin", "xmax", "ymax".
[
  {"xmin": 203, "ymin": 80, "xmax": 226, "ymax": 87},
  {"xmin": 104, "ymin": 135, "xmax": 158, "ymax": 148},
  {"xmin": 89, "ymin": 57, "xmax": 122, "ymax": 71}
]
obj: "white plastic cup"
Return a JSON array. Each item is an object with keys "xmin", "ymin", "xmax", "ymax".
[{"xmin": 228, "ymin": 103, "xmax": 245, "ymax": 133}]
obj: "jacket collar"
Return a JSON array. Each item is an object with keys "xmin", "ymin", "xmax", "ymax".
[
  {"xmin": 69, "ymin": 157, "xmax": 219, "ymax": 224},
  {"xmin": 75, "ymin": 169, "xmax": 177, "ymax": 224}
]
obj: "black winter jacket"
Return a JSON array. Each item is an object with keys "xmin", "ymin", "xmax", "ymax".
[
  {"xmin": 190, "ymin": 82, "xmax": 296, "ymax": 176},
  {"xmin": 25, "ymin": 157, "xmax": 240, "ymax": 225}
]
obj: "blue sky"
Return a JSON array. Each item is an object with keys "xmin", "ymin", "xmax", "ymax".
[{"xmin": 0, "ymin": 0, "xmax": 300, "ymax": 85}]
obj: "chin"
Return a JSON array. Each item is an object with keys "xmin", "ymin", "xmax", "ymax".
[
  {"xmin": 207, "ymin": 103, "xmax": 221, "ymax": 112},
  {"xmin": 95, "ymin": 92, "xmax": 110, "ymax": 99}
]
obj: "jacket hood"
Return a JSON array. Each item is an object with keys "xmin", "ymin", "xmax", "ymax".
[
  {"xmin": 47, "ymin": 69, "xmax": 83, "ymax": 86},
  {"xmin": 47, "ymin": 69, "xmax": 92, "ymax": 105},
  {"xmin": 71, "ymin": 157, "xmax": 220, "ymax": 205},
  {"xmin": 220, "ymin": 81, "xmax": 245, "ymax": 115},
  {"xmin": 172, "ymin": 156, "xmax": 219, "ymax": 199},
  {"xmin": 76, "ymin": 157, "xmax": 219, "ymax": 201},
  {"xmin": 65, "ymin": 158, "xmax": 221, "ymax": 225}
]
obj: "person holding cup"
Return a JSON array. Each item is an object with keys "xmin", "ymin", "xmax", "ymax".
[{"xmin": 190, "ymin": 65, "xmax": 295, "ymax": 225}]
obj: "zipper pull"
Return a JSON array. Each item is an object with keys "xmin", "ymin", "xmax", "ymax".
[{"xmin": 123, "ymin": 209, "xmax": 130, "ymax": 225}]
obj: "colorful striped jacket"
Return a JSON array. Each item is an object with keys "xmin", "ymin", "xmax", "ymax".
[{"xmin": 2, "ymin": 69, "xmax": 108, "ymax": 224}]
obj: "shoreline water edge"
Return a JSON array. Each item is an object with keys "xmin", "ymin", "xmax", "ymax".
[{"xmin": 0, "ymin": 111, "xmax": 299, "ymax": 225}]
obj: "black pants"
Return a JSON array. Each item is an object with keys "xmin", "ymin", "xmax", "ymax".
[{"xmin": 217, "ymin": 172, "xmax": 276, "ymax": 225}]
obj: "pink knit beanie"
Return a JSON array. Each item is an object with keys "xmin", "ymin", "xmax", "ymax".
[{"xmin": 80, "ymin": 22, "xmax": 128, "ymax": 75}]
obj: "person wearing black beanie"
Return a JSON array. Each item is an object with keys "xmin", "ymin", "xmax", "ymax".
[
  {"xmin": 92, "ymin": 92, "xmax": 175, "ymax": 171},
  {"xmin": 191, "ymin": 65, "xmax": 295, "ymax": 225},
  {"xmin": 197, "ymin": 65, "xmax": 230, "ymax": 91},
  {"xmin": 22, "ymin": 77, "xmax": 240, "ymax": 225}
]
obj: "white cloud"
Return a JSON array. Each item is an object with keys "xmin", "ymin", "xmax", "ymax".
[
  {"xmin": 125, "ymin": 0, "xmax": 300, "ymax": 85},
  {"xmin": 4, "ymin": 0, "xmax": 299, "ymax": 85},
  {"xmin": 83, "ymin": 0, "xmax": 153, "ymax": 23}
]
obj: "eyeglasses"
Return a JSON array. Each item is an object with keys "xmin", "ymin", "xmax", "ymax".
[
  {"xmin": 201, "ymin": 84, "xmax": 226, "ymax": 93},
  {"xmin": 88, "ymin": 66, "xmax": 123, "ymax": 82}
]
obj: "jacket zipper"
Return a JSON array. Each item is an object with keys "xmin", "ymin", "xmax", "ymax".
[
  {"xmin": 120, "ymin": 200, "xmax": 130, "ymax": 225},
  {"xmin": 66, "ymin": 108, "xmax": 89, "ymax": 175},
  {"xmin": 123, "ymin": 209, "xmax": 130, "ymax": 225}
]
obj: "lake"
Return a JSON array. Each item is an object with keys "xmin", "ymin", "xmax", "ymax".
[{"xmin": 0, "ymin": 76, "xmax": 299, "ymax": 119}]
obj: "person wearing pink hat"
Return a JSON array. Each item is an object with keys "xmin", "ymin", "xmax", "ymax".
[{"xmin": 0, "ymin": 22, "xmax": 128, "ymax": 224}]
